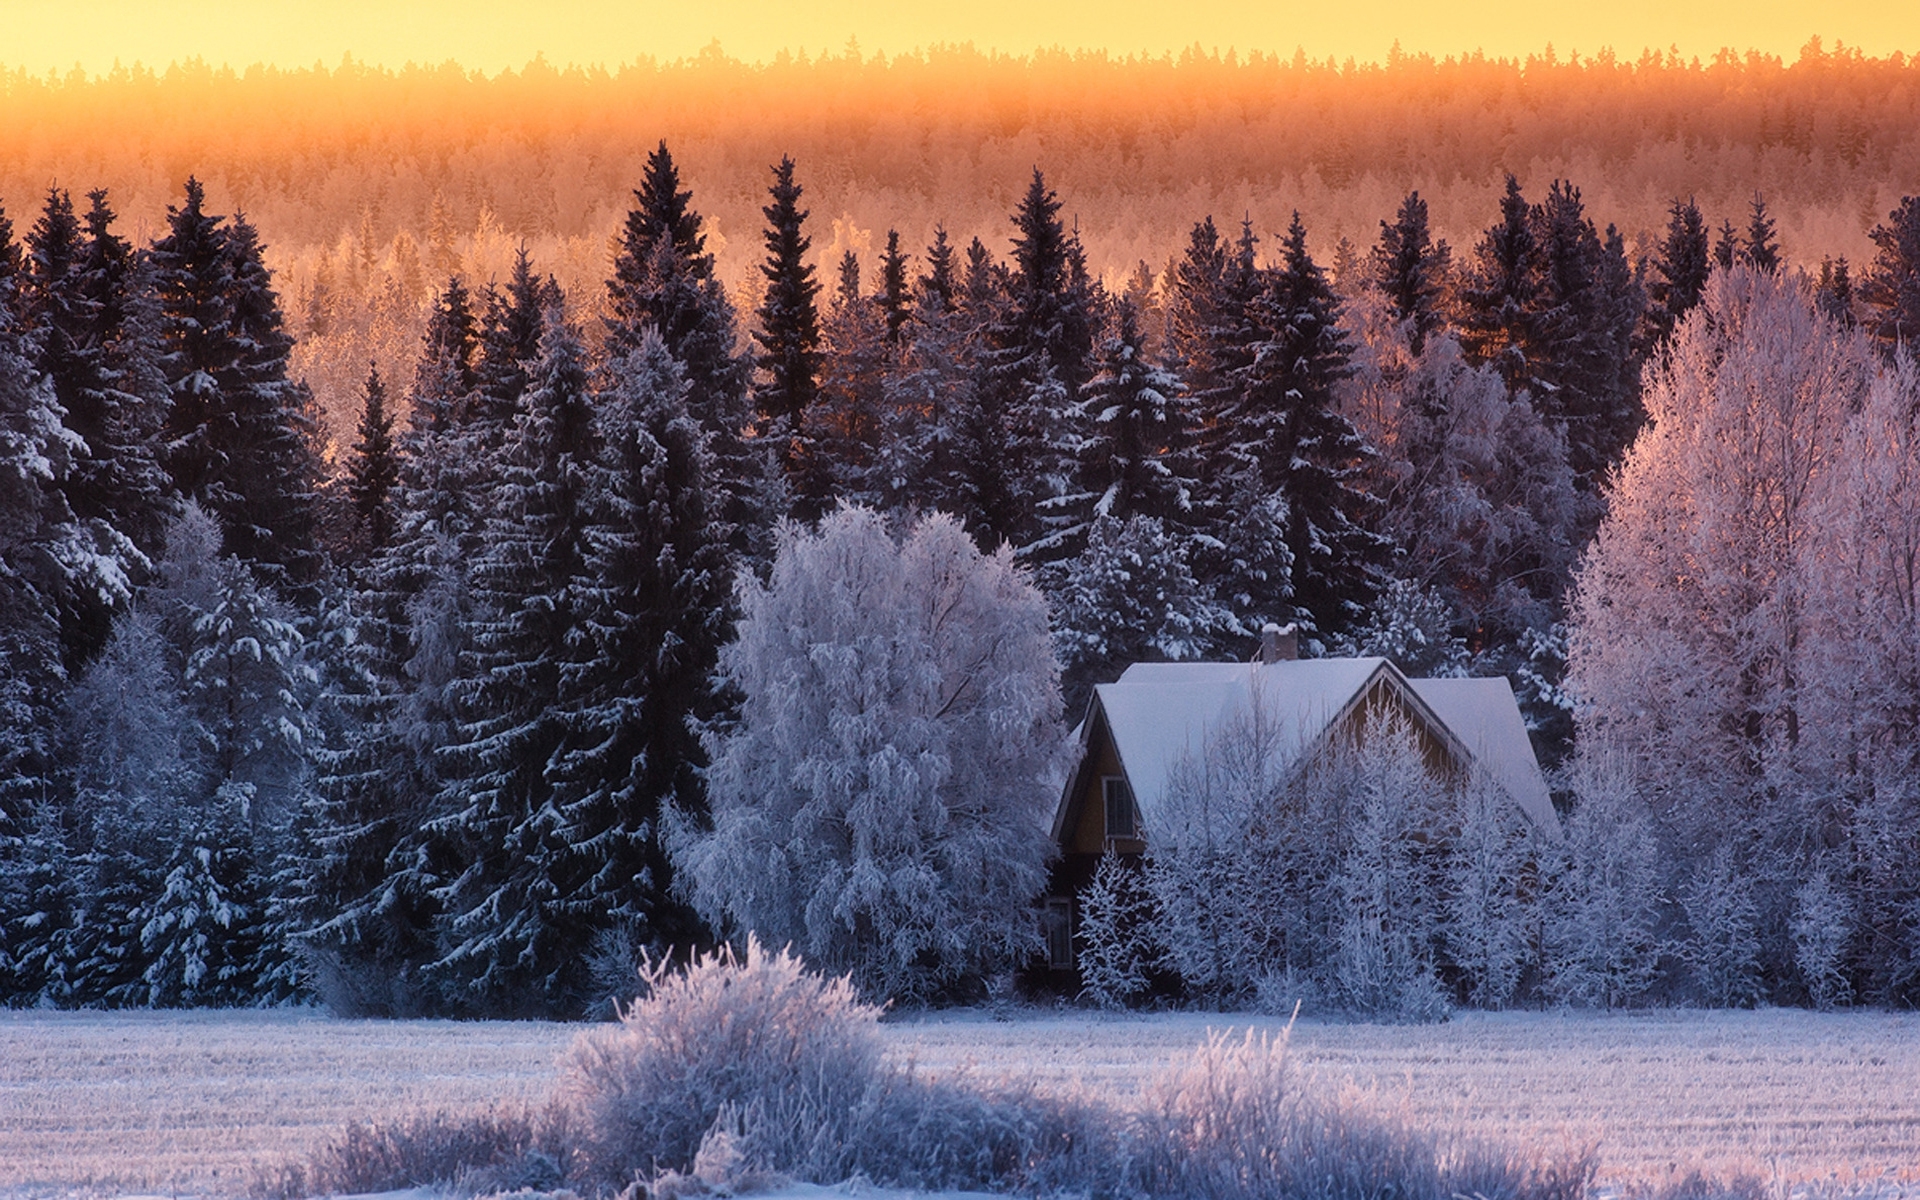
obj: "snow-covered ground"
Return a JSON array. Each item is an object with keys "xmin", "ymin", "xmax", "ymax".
[{"xmin": 3, "ymin": 1006, "xmax": 1918, "ymax": 1197}]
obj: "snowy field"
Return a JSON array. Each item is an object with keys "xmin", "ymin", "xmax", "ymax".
[{"xmin": 2, "ymin": 1006, "xmax": 1918, "ymax": 1197}]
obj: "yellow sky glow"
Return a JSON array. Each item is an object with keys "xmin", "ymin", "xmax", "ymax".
[{"xmin": 6, "ymin": 0, "xmax": 1918, "ymax": 76}]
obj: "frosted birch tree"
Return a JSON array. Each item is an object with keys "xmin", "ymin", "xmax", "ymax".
[{"xmin": 678, "ymin": 507, "xmax": 1066, "ymax": 1001}]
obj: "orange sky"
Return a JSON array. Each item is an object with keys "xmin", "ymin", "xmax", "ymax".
[{"xmin": 6, "ymin": 0, "xmax": 1917, "ymax": 75}]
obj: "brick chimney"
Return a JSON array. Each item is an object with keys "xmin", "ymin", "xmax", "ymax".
[{"xmin": 1260, "ymin": 622, "xmax": 1298, "ymax": 664}]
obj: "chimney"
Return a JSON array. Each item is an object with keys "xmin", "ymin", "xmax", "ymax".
[{"xmin": 1260, "ymin": 622, "xmax": 1298, "ymax": 664}]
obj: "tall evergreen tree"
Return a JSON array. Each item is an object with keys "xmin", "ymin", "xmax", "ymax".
[
  {"xmin": 1860, "ymin": 195, "xmax": 1920, "ymax": 356},
  {"xmin": 346, "ymin": 363, "xmax": 398, "ymax": 558},
  {"xmin": 152, "ymin": 180, "xmax": 320, "ymax": 596},
  {"xmin": 1370, "ymin": 190, "xmax": 1451, "ymax": 355},
  {"xmin": 753, "ymin": 155, "xmax": 823, "ymax": 494},
  {"xmin": 1743, "ymin": 193, "xmax": 1780, "ymax": 272},
  {"xmin": 547, "ymin": 335, "xmax": 728, "ymax": 974},
  {"xmin": 1816, "ymin": 257, "xmax": 1856, "ymax": 327},
  {"xmin": 977, "ymin": 169, "xmax": 1100, "ymax": 556},
  {"xmin": 605, "ymin": 142, "xmax": 762, "ymax": 563},
  {"xmin": 0, "ymin": 246, "xmax": 78, "ymax": 868},
  {"xmin": 1458, "ymin": 174, "xmax": 1541, "ymax": 393},
  {"xmin": 432, "ymin": 312, "xmax": 602, "ymax": 1015},
  {"xmin": 878, "ymin": 228, "xmax": 911, "ymax": 345},
  {"xmin": 803, "ymin": 251, "xmax": 887, "ymax": 517},
  {"xmin": 1241, "ymin": 215, "xmax": 1386, "ymax": 640},
  {"xmin": 1646, "ymin": 197, "xmax": 1712, "ymax": 349},
  {"xmin": 1071, "ymin": 299, "xmax": 1196, "ymax": 534}
]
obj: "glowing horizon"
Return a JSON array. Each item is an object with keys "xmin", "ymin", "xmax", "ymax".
[{"xmin": 5, "ymin": 0, "xmax": 1917, "ymax": 78}]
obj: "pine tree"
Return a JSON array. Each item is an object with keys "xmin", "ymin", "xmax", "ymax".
[
  {"xmin": 152, "ymin": 180, "xmax": 320, "ymax": 596},
  {"xmin": 803, "ymin": 252, "xmax": 888, "ymax": 517},
  {"xmin": 546, "ymin": 334, "xmax": 729, "ymax": 976},
  {"xmin": 25, "ymin": 187, "xmax": 154, "ymax": 666},
  {"xmin": 1743, "ymin": 192, "xmax": 1780, "ymax": 272},
  {"xmin": 876, "ymin": 229, "xmax": 976, "ymax": 519},
  {"xmin": 1859, "ymin": 195, "xmax": 1920, "ymax": 356},
  {"xmin": 1714, "ymin": 218, "xmax": 1741, "ymax": 271},
  {"xmin": 1074, "ymin": 301, "xmax": 1194, "ymax": 529},
  {"xmin": 1646, "ymin": 197, "xmax": 1712, "ymax": 348},
  {"xmin": 1457, "ymin": 175, "xmax": 1541, "ymax": 393},
  {"xmin": 752, "ymin": 155, "xmax": 823, "ymax": 490},
  {"xmin": 1239, "ymin": 214, "xmax": 1386, "ymax": 641},
  {"xmin": 1816, "ymin": 257, "xmax": 1856, "ymax": 327},
  {"xmin": 605, "ymin": 142, "xmax": 764, "ymax": 566},
  {"xmin": 0, "ymin": 249, "xmax": 79, "ymax": 865},
  {"xmin": 878, "ymin": 229, "xmax": 911, "ymax": 345},
  {"xmin": 432, "ymin": 311, "xmax": 602, "ymax": 1015},
  {"xmin": 346, "ymin": 363, "xmax": 398, "ymax": 559},
  {"xmin": 1369, "ymin": 190, "xmax": 1451, "ymax": 355}
]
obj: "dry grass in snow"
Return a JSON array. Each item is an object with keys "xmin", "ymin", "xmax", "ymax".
[{"xmin": 2, "ymin": 1006, "xmax": 1917, "ymax": 1197}]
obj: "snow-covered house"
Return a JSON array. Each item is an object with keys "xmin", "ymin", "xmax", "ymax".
[{"xmin": 1041, "ymin": 624, "xmax": 1559, "ymax": 972}]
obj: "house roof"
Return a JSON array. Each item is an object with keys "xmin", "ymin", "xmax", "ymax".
[{"xmin": 1076, "ymin": 657, "xmax": 1558, "ymax": 840}]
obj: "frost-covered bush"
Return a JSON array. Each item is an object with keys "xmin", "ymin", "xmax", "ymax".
[
  {"xmin": 1128, "ymin": 1028, "xmax": 1591, "ymax": 1200},
  {"xmin": 1791, "ymin": 865, "xmax": 1854, "ymax": 1009},
  {"xmin": 560, "ymin": 938, "xmax": 1085, "ymax": 1193},
  {"xmin": 1147, "ymin": 704, "xmax": 1457, "ymax": 1019},
  {"xmin": 1680, "ymin": 845, "xmax": 1763, "ymax": 1008},
  {"xmin": 561, "ymin": 938, "xmax": 885, "ymax": 1181},
  {"xmin": 1076, "ymin": 849, "xmax": 1158, "ymax": 1008},
  {"xmin": 677, "ymin": 506, "xmax": 1066, "ymax": 1001}
]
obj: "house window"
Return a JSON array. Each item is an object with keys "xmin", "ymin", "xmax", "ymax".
[
  {"xmin": 1044, "ymin": 898, "xmax": 1073, "ymax": 969},
  {"xmin": 1103, "ymin": 776, "xmax": 1137, "ymax": 840}
]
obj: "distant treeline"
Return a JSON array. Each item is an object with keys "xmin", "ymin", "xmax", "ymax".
[{"xmin": 5, "ymin": 40, "xmax": 1920, "ymax": 432}]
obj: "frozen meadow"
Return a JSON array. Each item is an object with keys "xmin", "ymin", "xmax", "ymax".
[{"xmin": 1, "ymin": 1007, "xmax": 1917, "ymax": 1197}]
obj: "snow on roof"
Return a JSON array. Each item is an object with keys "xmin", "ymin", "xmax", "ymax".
[
  {"xmin": 1089, "ymin": 658, "xmax": 1559, "ymax": 839},
  {"xmin": 1407, "ymin": 676, "xmax": 1559, "ymax": 832},
  {"xmin": 1098, "ymin": 657, "xmax": 1389, "ymax": 831}
]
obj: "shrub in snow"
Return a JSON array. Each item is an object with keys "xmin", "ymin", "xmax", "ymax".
[
  {"xmin": 1076, "ymin": 849, "xmax": 1158, "ymax": 1008},
  {"xmin": 560, "ymin": 938, "xmax": 1079, "ymax": 1193},
  {"xmin": 1680, "ymin": 845, "xmax": 1764, "ymax": 1008},
  {"xmin": 561, "ymin": 938, "xmax": 884, "ymax": 1181},
  {"xmin": 1791, "ymin": 865, "xmax": 1854, "ymax": 1009},
  {"xmin": 1544, "ymin": 758, "xmax": 1667, "ymax": 1008},
  {"xmin": 1128, "ymin": 1027, "xmax": 1592, "ymax": 1200},
  {"xmin": 677, "ymin": 506, "xmax": 1066, "ymax": 1002}
]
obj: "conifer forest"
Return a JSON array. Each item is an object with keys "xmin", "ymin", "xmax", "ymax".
[{"xmin": 5, "ymin": 46, "xmax": 1920, "ymax": 1020}]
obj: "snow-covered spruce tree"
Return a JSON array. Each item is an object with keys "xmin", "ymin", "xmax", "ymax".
[
  {"xmin": 152, "ymin": 181, "xmax": 321, "ymax": 598},
  {"xmin": 977, "ymin": 169, "xmax": 1101, "ymax": 559},
  {"xmin": 1859, "ymin": 195, "xmax": 1920, "ymax": 358},
  {"xmin": 430, "ymin": 311, "xmax": 603, "ymax": 1016},
  {"xmin": 606, "ymin": 142, "xmax": 766, "ymax": 567},
  {"xmin": 1075, "ymin": 849, "xmax": 1157, "ymax": 1009},
  {"xmin": 752, "ymin": 156, "xmax": 824, "ymax": 495},
  {"xmin": 1065, "ymin": 299, "xmax": 1198, "ymax": 543},
  {"xmin": 1543, "ymin": 758, "xmax": 1666, "ymax": 1009},
  {"xmin": 874, "ymin": 228, "xmax": 979, "ymax": 521},
  {"xmin": 545, "ymin": 333, "xmax": 730, "ymax": 989},
  {"xmin": 0, "ymin": 236, "xmax": 82, "ymax": 911},
  {"xmin": 24, "ymin": 187, "xmax": 174, "ymax": 667},
  {"xmin": 679, "ymin": 506, "xmax": 1065, "ymax": 1002},
  {"xmin": 801, "ymin": 251, "xmax": 888, "ymax": 518},
  {"xmin": 303, "ymin": 278, "xmax": 481, "ymax": 1013},
  {"xmin": 1443, "ymin": 771, "xmax": 1539, "ymax": 1010},
  {"xmin": 345, "ymin": 362, "xmax": 398, "ymax": 561},
  {"xmin": 1645, "ymin": 197, "xmax": 1713, "ymax": 349},
  {"xmin": 1369, "ymin": 189, "xmax": 1451, "ymax": 357},
  {"xmin": 1050, "ymin": 513, "xmax": 1229, "ymax": 716}
]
